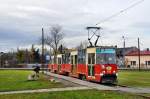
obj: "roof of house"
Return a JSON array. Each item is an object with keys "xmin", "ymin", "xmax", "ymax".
[
  {"xmin": 126, "ymin": 50, "xmax": 150, "ymax": 56},
  {"xmin": 116, "ymin": 47, "xmax": 138, "ymax": 57}
]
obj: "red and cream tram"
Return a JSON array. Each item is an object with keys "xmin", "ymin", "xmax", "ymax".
[{"xmin": 48, "ymin": 46, "xmax": 118, "ymax": 84}]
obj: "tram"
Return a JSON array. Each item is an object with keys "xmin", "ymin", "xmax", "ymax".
[{"xmin": 48, "ymin": 46, "xmax": 118, "ymax": 84}]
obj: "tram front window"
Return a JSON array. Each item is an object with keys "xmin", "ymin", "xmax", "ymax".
[{"xmin": 96, "ymin": 53, "xmax": 116, "ymax": 64}]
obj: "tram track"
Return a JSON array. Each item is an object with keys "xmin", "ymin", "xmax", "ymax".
[
  {"xmin": 45, "ymin": 71, "xmax": 150, "ymax": 95},
  {"xmin": 45, "ymin": 72, "xmax": 150, "ymax": 98}
]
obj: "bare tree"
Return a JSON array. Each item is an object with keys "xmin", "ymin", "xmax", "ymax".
[
  {"xmin": 77, "ymin": 40, "xmax": 88, "ymax": 49},
  {"xmin": 45, "ymin": 25, "xmax": 64, "ymax": 63}
]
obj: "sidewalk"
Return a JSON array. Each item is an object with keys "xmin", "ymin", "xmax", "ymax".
[{"xmin": 0, "ymin": 87, "xmax": 91, "ymax": 95}]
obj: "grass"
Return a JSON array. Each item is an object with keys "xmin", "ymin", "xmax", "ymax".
[
  {"xmin": 0, "ymin": 70, "xmax": 64, "ymax": 92},
  {"xmin": 0, "ymin": 89, "xmax": 145, "ymax": 99},
  {"xmin": 0, "ymin": 70, "xmax": 149, "ymax": 99},
  {"xmin": 118, "ymin": 70, "xmax": 150, "ymax": 87},
  {"xmin": 141, "ymin": 93, "xmax": 150, "ymax": 97}
]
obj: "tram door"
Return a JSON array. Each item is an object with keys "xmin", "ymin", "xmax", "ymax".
[
  {"xmin": 88, "ymin": 53, "xmax": 95, "ymax": 76},
  {"xmin": 71, "ymin": 55, "xmax": 77, "ymax": 74},
  {"xmin": 51, "ymin": 56, "xmax": 54, "ymax": 70},
  {"xmin": 57, "ymin": 57, "xmax": 62, "ymax": 72},
  {"xmin": 71, "ymin": 55, "xmax": 73, "ymax": 73}
]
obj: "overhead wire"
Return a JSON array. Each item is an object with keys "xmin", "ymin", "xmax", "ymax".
[
  {"xmin": 95, "ymin": 0, "xmax": 145, "ymax": 26},
  {"xmin": 94, "ymin": 0, "xmax": 145, "ymax": 47}
]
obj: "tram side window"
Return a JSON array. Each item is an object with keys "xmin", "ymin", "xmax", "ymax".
[
  {"xmin": 88, "ymin": 53, "xmax": 95, "ymax": 64},
  {"xmin": 58, "ymin": 58, "xmax": 61, "ymax": 64},
  {"xmin": 71, "ymin": 56, "xmax": 73, "ymax": 64},
  {"xmin": 78, "ymin": 49, "xmax": 86, "ymax": 64},
  {"xmin": 66, "ymin": 53, "xmax": 71, "ymax": 64},
  {"xmin": 51, "ymin": 57, "xmax": 54, "ymax": 64},
  {"xmin": 62, "ymin": 55, "xmax": 65, "ymax": 64},
  {"xmin": 71, "ymin": 55, "xmax": 77, "ymax": 64},
  {"xmin": 75, "ymin": 55, "xmax": 77, "ymax": 64},
  {"xmin": 62, "ymin": 53, "xmax": 71, "ymax": 64}
]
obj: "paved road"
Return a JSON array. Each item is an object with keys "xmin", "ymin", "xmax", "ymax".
[
  {"xmin": 46, "ymin": 72, "xmax": 150, "ymax": 94},
  {"xmin": 0, "ymin": 87, "xmax": 91, "ymax": 95}
]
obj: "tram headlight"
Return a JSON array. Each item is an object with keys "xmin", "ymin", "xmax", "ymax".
[
  {"xmin": 100, "ymin": 73, "xmax": 104, "ymax": 76},
  {"xmin": 101, "ymin": 65, "xmax": 105, "ymax": 69},
  {"xmin": 116, "ymin": 73, "xmax": 118, "ymax": 76},
  {"xmin": 113, "ymin": 70, "xmax": 116, "ymax": 73}
]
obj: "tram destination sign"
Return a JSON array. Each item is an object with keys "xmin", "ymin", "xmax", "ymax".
[{"xmin": 96, "ymin": 48, "xmax": 115, "ymax": 54}]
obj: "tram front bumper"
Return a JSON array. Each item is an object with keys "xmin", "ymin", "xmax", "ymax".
[{"xmin": 101, "ymin": 74, "xmax": 117, "ymax": 83}]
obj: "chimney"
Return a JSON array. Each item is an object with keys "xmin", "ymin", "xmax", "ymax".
[{"xmin": 147, "ymin": 48, "xmax": 149, "ymax": 51}]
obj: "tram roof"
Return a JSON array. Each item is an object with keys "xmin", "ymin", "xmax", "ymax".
[{"xmin": 87, "ymin": 46, "xmax": 117, "ymax": 49}]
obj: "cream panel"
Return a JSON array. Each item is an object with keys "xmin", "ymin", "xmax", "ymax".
[
  {"xmin": 71, "ymin": 51, "xmax": 77, "ymax": 55},
  {"xmin": 87, "ymin": 48, "xmax": 96, "ymax": 53},
  {"xmin": 57, "ymin": 54, "xmax": 62, "ymax": 58}
]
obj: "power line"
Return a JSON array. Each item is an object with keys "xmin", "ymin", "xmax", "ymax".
[{"xmin": 95, "ymin": 0, "xmax": 144, "ymax": 26}]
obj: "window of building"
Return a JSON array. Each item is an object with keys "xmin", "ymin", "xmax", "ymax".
[
  {"xmin": 148, "ymin": 61, "xmax": 150, "ymax": 65},
  {"xmin": 145, "ymin": 61, "xmax": 150, "ymax": 65},
  {"xmin": 131, "ymin": 61, "xmax": 136, "ymax": 65}
]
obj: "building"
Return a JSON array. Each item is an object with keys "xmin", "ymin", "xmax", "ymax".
[
  {"xmin": 116, "ymin": 47, "xmax": 138, "ymax": 67},
  {"xmin": 125, "ymin": 49, "xmax": 150, "ymax": 69}
]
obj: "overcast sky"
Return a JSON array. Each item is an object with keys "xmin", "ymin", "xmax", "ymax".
[{"xmin": 0, "ymin": 0, "xmax": 149, "ymax": 52}]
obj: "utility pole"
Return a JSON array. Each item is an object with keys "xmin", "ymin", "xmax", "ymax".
[
  {"xmin": 138, "ymin": 37, "xmax": 141, "ymax": 71},
  {"xmin": 25, "ymin": 49, "xmax": 28, "ymax": 64},
  {"xmin": 122, "ymin": 36, "xmax": 126, "ymax": 67},
  {"xmin": 0, "ymin": 52, "xmax": 4, "ymax": 68},
  {"xmin": 42, "ymin": 28, "xmax": 44, "ymax": 73}
]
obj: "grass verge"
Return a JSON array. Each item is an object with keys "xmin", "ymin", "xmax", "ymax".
[
  {"xmin": 118, "ymin": 70, "xmax": 150, "ymax": 87},
  {"xmin": 0, "ymin": 89, "xmax": 146, "ymax": 99},
  {"xmin": 0, "ymin": 70, "xmax": 64, "ymax": 92}
]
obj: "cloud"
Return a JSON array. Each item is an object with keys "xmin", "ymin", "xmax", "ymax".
[
  {"xmin": 131, "ymin": 22, "xmax": 150, "ymax": 29},
  {"xmin": 0, "ymin": 0, "xmax": 150, "ymax": 52},
  {"xmin": 17, "ymin": 5, "xmax": 49, "ymax": 13}
]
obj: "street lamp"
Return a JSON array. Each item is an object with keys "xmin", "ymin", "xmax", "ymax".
[
  {"xmin": 122, "ymin": 36, "xmax": 126, "ymax": 67},
  {"xmin": 42, "ymin": 28, "xmax": 45, "ymax": 73}
]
